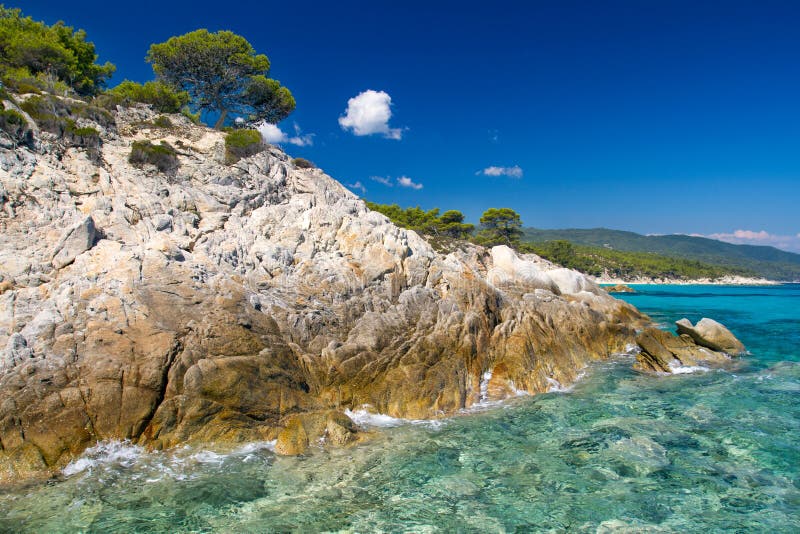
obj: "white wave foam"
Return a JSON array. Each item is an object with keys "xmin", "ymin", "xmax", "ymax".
[
  {"xmin": 479, "ymin": 370, "xmax": 493, "ymax": 402},
  {"xmin": 63, "ymin": 440, "xmax": 144, "ymax": 476},
  {"xmin": 344, "ymin": 408, "xmax": 407, "ymax": 428},
  {"xmin": 63, "ymin": 439, "xmax": 278, "ymax": 480},
  {"xmin": 344, "ymin": 407, "xmax": 445, "ymax": 430},
  {"xmin": 546, "ymin": 377, "xmax": 570, "ymax": 392},
  {"xmin": 668, "ymin": 362, "xmax": 710, "ymax": 374}
]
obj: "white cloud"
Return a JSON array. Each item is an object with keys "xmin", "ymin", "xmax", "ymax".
[
  {"xmin": 339, "ymin": 90, "xmax": 403, "ymax": 139},
  {"xmin": 257, "ymin": 122, "xmax": 314, "ymax": 146},
  {"xmin": 397, "ymin": 176, "xmax": 423, "ymax": 189},
  {"xmin": 695, "ymin": 229, "xmax": 800, "ymax": 253},
  {"xmin": 369, "ymin": 175, "xmax": 393, "ymax": 187},
  {"xmin": 478, "ymin": 165, "xmax": 523, "ymax": 179},
  {"xmin": 258, "ymin": 122, "xmax": 287, "ymax": 144},
  {"xmin": 347, "ymin": 181, "xmax": 366, "ymax": 193}
]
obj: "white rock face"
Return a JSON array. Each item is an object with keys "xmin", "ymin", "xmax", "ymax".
[{"xmin": 0, "ymin": 101, "xmax": 644, "ymax": 480}]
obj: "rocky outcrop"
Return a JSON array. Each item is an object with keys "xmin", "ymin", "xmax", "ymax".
[
  {"xmin": 51, "ymin": 216, "xmax": 98, "ymax": 269},
  {"xmin": 604, "ymin": 284, "xmax": 635, "ymax": 293},
  {"xmin": 0, "ymin": 98, "xmax": 645, "ymax": 481},
  {"xmin": 675, "ymin": 318, "xmax": 746, "ymax": 355},
  {"xmin": 634, "ymin": 318, "xmax": 745, "ymax": 373}
]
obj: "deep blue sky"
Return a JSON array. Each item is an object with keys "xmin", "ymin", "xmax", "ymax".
[{"xmin": 20, "ymin": 0, "xmax": 800, "ymax": 250}]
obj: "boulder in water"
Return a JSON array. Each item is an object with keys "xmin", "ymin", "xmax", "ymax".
[
  {"xmin": 634, "ymin": 324, "xmax": 733, "ymax": 373},
  {"xmin": 675, "ymin": 318, "xmax": 746, "ymax": 355}
]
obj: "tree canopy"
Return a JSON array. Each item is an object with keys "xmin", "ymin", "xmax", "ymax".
[
  {"xmin": 105, "ymin": 80, "xmax": 189, "ymax": 113},
  {"xmin": 365, "ymin": 202, "xmax": 474, "ymax": 239},
  {"xmin": 146, "ymin": 29, "xmax": 295, "ymax": 129},
  {"xmin": 0, "ymin": 6, "xmax": 115, "ymax": 95},
  {"xmin": 476, "ymin": 208, "xmax": 523, "ymax": 246}
]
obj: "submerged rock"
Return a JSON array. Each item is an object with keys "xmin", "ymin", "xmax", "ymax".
[
  {"xmin": 0, "ymin": 98, "xmax": 646, "ymax": 482},
  {"xmin": 675, "ymin": 317, "xmax": 746, "ymax": 355},
  {"xmin": 604, "ymin": 284, "xmax": 636, "ymax": 293}
]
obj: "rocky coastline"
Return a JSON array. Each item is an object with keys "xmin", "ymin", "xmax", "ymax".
[{"xmin": 0, "ymin": 97, "xmax": 652, "ymax": 483}]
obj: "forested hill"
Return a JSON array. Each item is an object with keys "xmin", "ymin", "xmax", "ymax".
[{"xmin": 523, "ymin": 228, "xmax": 800, "ymax": 281}]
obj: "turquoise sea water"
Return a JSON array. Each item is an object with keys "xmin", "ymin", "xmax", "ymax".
[{"xmin": 1, "ymin": 284, "xmax": 799, "ymax": 533}]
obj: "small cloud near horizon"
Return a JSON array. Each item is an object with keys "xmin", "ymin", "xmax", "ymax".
[
  {"xmin": 689, "ymin": 229, "xmax": 800, "ymax": 253},
  {"xmin": 478, "ymin": 165, "xmax": 523, "ymax": 179},
  {"xmin": 369, "ymin": 175, "xmax": 393, "ymax": 187},
  {"xmin": 258, "ymin": 122, "xmax": 315, "ymax": 146},
  {"xmin": 397, "ymin": 176, "xmax": 423, "ymax": 189},
  {"xmin": 339, "ymin": 90, "xmax": 404, "ymax": 139},
  {"xmin": 346, "ymin": 181, "xmax": 366, "ymax": 194}
]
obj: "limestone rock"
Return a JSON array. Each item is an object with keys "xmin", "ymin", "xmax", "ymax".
[
  {"xmin": 52, "ymin": 216, "xmax": 97, "ymax": 269},
  {"xmin": 0, "ymin": 96, "xmax": 648, "ymax": 481},
  {"xmin": 275, "ymin": 416, "xmax": 309, "ymax": 455},
  {"xmin": 634, "ymin": 325, "xmax": 733, "ymax": 373},
  {"xmin": 675, "ymin": 318, "xmax": 746, "ymax": 355}
]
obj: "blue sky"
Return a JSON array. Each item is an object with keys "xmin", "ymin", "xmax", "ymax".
[{"xmin": 21, "ymin": 0, "xmax": 800, "ymax": 251}]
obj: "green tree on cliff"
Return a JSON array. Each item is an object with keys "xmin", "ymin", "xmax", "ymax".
[
  {"xmin": 476, "ymin": 207, "xmax": 523, "ymax": 246},
  {"xmin": 146, "ymin": 29, "xmax": 295, "ymax": 129},
  {"xmin": 0, "ymin": 6, "xmax": 115, "ymax": 95}
]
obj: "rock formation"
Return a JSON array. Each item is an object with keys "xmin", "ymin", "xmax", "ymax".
[
  {"xmin": 675, "ymin": 318, "xmax": 746, "ymax": 355},
  {"xmin": 634, "ymin": 318, "xmax": 746, "ymax": 373},
  {"xmin": 0, "ymin": 97, "xmax": 645, "ymax": 482},
  {"xmin": 603, "ymin": 284, "xmax": 635, "ymax": 293}
]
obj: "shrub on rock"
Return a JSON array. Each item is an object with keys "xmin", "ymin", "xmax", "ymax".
[
  {"xmin": 104, "ymin": 80, "xmax": 189, "ymax": 113},
  {"xmin": 224, "ymin": 128, "xmax": 263, "ymax": 163},
  {"xmin": 129, "ymin": 140, "xmax": 179, "ymax": 173},
  {"xmin": 292, "ymin": 157, "xmax": 315, "ymax": 169}
]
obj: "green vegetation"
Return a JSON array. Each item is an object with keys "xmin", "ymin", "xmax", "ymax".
[
  {"xmin": 475, "ymin": 208, "xmax": 523, "ymax": 246},
  {"xmin": 224, "ymin": 128, "xmax": 264, "ymax": 163},
  {"xmin": 365, "ymin": 202, "xmax": 474, "ymax": 239},
  {"xmin": 20, "ymin": 94, "xmax": 114, "ymax": 134},
  {"xmin": 103, "ymin": 80, "xmax": 189, "ymax": 113},
  {"xmin": 0, "ymin": 6, "xmax": 114, "ymax": 96},
  {"xmin": 146, "ymin": 29, "xmax": 295, "ymax": 129},
  {"xmin": 523, "ymin": 227, "xmax": 800, "ymax": 281},
  {"xmin": 152, "ymin": 115, "xmax": 173, "ymax": 129},
  {"xmin": 292, "ymin": 157, "xmax": 315, "ymax": 169},
  {"xmin": 521, "ymin": 240, "xmax": 754, "ymax": 280},
  {"xmin": 128, "ymin": 140, "xmax": 179, "ymax": 173},
  {"xmin": 0, "ymin": 104, "xmax": 31, "ymax": 144}
]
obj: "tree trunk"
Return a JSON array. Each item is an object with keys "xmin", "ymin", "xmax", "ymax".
[{"xmin": 214, "ymin": 109, "xmax": 229, "ymax": 130}]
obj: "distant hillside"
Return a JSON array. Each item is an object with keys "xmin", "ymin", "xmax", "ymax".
[{"xmin": 523, "ymin": 228, "xmax": 800, "ymax": 281}]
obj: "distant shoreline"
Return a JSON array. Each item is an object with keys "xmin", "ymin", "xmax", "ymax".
[{"xmin": 594, "ymin": 276, "xmax": 782, "ymax": 286}]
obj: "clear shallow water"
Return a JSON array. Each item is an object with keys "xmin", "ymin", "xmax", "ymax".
[{"xmin": 2, "ymin": 285, "xmax": 799, "ymax": 533}]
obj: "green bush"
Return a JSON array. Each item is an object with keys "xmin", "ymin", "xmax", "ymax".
[
  {"xmin": 365, "ymin": 202, "xmax": 474, "ymax": 239},
  {"xmin": 1, "ymin": 66, "xmax": 71, "ymax": 95},
  {"xmin": 224, "ymin": 128, "xmax": 263, "ymax": 163},
  {"xmin": 129, "ymin": 140, "xmax": 179, "ymax": 173},
  {"xmin": 0, "ymin": 106, "xmax": 31, "ymax": 144},
  {"xmin": 91, "ymin": 93, "xmax": 127, "ymax": 111},
  {"xmin": 20, "ymin": 95, "xmax": 115, "ymax": 142},
  {"xmin": 180, "ymin": 106, "xmax": 200, "ymax": 124},
  {"xmin": 105, "ymin": 80, "xmax": 189, "ymax": 113},
  {"xmin": 153, "ymin": 115, "xmax": 173, "ymax": 129},
  {"xmin": 292, "ymin": 157, "xmax": 315, "ymax": 169}
]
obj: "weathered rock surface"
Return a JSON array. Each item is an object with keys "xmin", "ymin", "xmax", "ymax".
[
  {"xmin": 675, "ymin": 317, "xmax": 746, "ymax": 355},
  {"xmin": 51, "ymin": 215, "xmax": 98, "ymax": 269},
  {"xmin": 634, "ymin": 318, "xmax": 745, "ymax": 373},
  {"xmin": 0, "ymin": 99, "xmax": 646, "ymax": 481}
]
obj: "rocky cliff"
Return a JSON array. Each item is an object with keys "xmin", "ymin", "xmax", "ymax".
[{"xmin": 0, "ymin": 98, "xmax": 645, "ymax": 482}]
